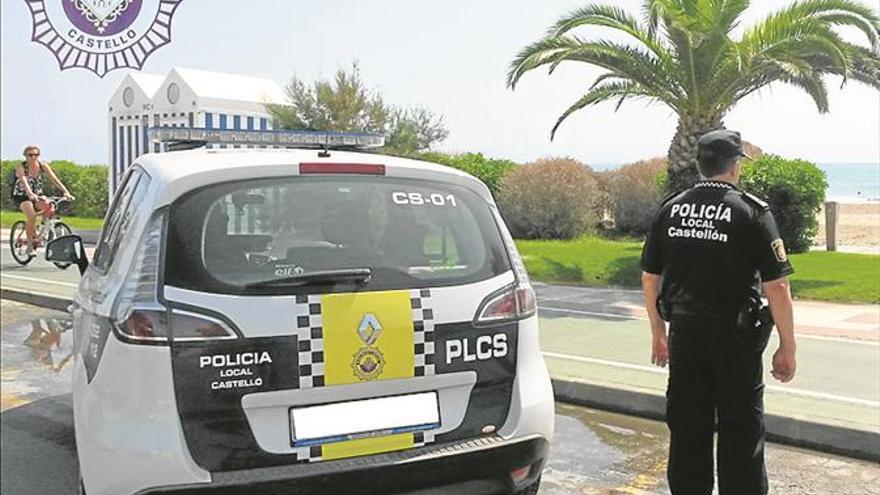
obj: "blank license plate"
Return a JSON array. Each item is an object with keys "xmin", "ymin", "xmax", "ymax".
[{"xmin": 290, "ymin": 392, "xmax": 440, "ymax": 446}]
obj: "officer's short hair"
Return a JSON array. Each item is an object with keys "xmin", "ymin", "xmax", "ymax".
[
  {"xmin": 697, "ymin": 154, "xmax": 738, "ymax": 178},
  {"xmin": 697, "ymin": 130, "xmax": 748, "ymax": 177}
]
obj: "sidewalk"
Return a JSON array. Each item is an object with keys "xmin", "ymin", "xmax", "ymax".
[
  {"xmin": 535, "ymin": 282, "xmax": 880, "ymax": 459},
  {"xmin": 0, "ymin": 228, "xmax": 100, "ymax": 246},
  {"xmin": 535, "ymin": 282, "xmax": 880, "ymax": 342}
]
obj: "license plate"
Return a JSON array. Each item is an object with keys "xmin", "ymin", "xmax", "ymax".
[{"xmin": 290, "ymin": 392, "xmax": 440, "ymax": 447}]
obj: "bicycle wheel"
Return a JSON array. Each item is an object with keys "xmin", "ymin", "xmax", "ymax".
[
  {"xmin": 50, "ymin": 222, "xmax": 73, "ymax": 269},
  {"xmin": 9, "ymin": 221, "xmax": 34, "ymax": 265}
]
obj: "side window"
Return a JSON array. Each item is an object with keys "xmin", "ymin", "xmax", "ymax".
[{"xmin": 92, "ymin": 168, "xmax": 152, "ymax": 272}]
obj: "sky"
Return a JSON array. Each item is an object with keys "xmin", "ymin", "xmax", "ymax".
[{"xmin": 2, "ymin": 0, "xmax": 879, "ymax": 167}]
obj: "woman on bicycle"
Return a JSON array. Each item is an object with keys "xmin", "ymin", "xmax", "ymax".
[{"xmin": 12, "ymin": 145, "xmax": 75, "ymax": 254}]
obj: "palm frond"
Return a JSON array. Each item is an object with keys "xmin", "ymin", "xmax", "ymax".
[
  {"xmin": 806, "ymin": 44, "xmax": 880, "ymax": 87},
  {"xmin": 508, "ymin": 0, "xmax": 879, "ymax": 144},
  {"xmin": 754, "ymin": 0, "xmax": 879, "ymax": 49},
  {"xmin": 814, "ymin": 12, "xmax": 879, "ymax": 48},
  {"xmin": 716, "ymin": 0, "xmax": 751, "ymax": 31},
  {"xmin": 509, "ymin": 35, "xmax": 685, "ymax": 108},
  {"xmin": 550, "ymin": 82, "xmax": 657, "ymax": 139},
  {"xmin": 547, "ymin": 40, "xmax": 686, "ymax": 102},
  {"xmin": 550, "ymin": 4, "xmax": 677, "ymax": 67},
  {"xmin": 507, "ymin": 36, "xmax": 584, "ymax": 89},
  {"xmin": 784, "ymin": 73, "xmax": 831, "ymax": 112},
  {"xmin": 847, "ymin": 45, "xmax": 880, "ymax": 87},
  {"xmin": 642, "ymin": 0, "xmax": 664, "ymax": 37},
  {"xmin": 588, "ymin": 73, "xmax": 630, "ymax": 90}
]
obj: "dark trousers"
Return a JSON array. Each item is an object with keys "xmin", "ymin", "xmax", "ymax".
[{"xmin": 666, "ymin": 316, "xmax": 768, "ymax": 495}]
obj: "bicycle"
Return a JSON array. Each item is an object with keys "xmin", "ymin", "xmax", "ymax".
[{"xmin": 9, "ymin": 196, "xmax": 74, "ymax": 268}]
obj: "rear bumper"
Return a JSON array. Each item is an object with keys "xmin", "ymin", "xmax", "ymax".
[{"xmin": 135, "ymin": 434, "xmax": 548, "ymax": 495}]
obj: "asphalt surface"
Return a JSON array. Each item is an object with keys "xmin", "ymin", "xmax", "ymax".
[
  {"xmin": 2, "ymin": 300, "xmax": 879, "ymax": 495},
  {"xmin": 3, "ymin": 248, "xmax": 877, "ymax": 434}
]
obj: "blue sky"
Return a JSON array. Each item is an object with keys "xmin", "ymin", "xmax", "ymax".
[{"xmin": 2, "ymin": 0, "xmax": 878, "ymax": 166}]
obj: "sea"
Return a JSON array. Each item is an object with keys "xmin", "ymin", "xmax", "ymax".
[
  {"xmin": 592, "ymin": 162, "xmax": 880, "ymax": 202},
  {"xmin": 817, "ymin": 163, "xmax": 880, "ymax": 202}
]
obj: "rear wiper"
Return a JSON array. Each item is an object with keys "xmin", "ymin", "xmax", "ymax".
[{"xmin": 244, "ymin": 268, "xmax": 372, "ymax": 288}]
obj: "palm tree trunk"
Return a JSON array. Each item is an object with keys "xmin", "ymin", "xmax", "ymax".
[{"xmin": 667, "ymin": 115, "xmax": 723, "ymax": 192}]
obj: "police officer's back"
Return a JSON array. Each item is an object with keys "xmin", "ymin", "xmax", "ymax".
[{"xmin": 640, "ymin": 130, "xmax": 798, "ymax": 495}]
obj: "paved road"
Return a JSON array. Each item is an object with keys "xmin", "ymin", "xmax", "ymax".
[
  {"xmin": 2, "ymin": 301, "xmax": 879, "ymax": 495},
  {"xmin": 3, "ymin": 250, "xmax": 878, "ymax": 433}
]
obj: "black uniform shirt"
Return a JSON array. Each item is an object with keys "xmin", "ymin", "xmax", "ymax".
[{"xmin": 641, "ymin": 180, "xmax": 794, "ymax": 313}]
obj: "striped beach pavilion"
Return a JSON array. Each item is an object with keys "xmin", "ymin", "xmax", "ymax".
[{"xmin": 107, "ymin": 67, "xmax": 286, "ymax": 194}]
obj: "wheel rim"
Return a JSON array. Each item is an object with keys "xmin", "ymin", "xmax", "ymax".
[
  {"xmin": 10, "ymin": 224, "xmax": 32, "ymax": 262},
  {"xmin": 53, "ymin": 224, "xmax": 72, "ymax": 238}
]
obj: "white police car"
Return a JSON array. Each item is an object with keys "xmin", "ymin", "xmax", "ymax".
[{"xmin": 47, "ymin": 128, "xmax": 554, "ymax": 495}]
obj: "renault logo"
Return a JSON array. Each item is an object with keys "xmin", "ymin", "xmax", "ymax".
[{"xmin": 357, "ymin": 314, "xmax": 382, "ymax": 346}]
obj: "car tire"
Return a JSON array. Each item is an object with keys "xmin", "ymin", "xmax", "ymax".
[{"xmin": 515, "ymin": 476, "xmax": 541, "ymax": 495}]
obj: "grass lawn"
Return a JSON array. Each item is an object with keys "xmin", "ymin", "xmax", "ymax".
[
  {"xmin": 1, "ymin": 209, "xmax": 104, "ymax": 231},
  {"xmin": 516, "ymin": 237, "xmax": 880, "ymax": 304}
]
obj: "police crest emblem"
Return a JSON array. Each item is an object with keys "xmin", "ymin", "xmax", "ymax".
[
  {"xmin": 352, "ymin": 314, "xmax": 385, "ymax": 381},
  {"xmin": 771, "ymin": 238, "xmax": 788, "ymax": 262},
  {"xmin": 24, "ymin": 0, "xmax": 184, "ymax": 77}
]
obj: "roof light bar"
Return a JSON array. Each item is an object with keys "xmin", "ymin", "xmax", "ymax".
[{"xmin": 147, "ymin": 127, "xmax": 385, "ymax": 150}]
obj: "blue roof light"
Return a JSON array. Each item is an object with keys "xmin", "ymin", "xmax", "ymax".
[{"xmin": 148, "ymin": 127, "xmax": 385, "ymax": 150}]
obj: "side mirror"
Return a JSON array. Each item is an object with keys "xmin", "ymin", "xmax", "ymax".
[{"xmin": 46, "ymin": 235, "xmax": 89, "ymax": 275}]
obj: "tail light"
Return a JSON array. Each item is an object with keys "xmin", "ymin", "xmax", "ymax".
[
  {"xmin": 116, "ymin": 310, "xmax": 236, "ymax": 342},
  {"xmin": 474, "ymin": 207, "xmax": 537, "ymax": 325},
  {"xmin": 475, "ymin": 283, "xmax": 537, "ymax": 324},
  {"xmin": 510, "ymin": 465, "xmax": 532, "ymax": 484},
  {"xmin": 112, "ymin": 212, "xmax": 236, "ymax": 343}
]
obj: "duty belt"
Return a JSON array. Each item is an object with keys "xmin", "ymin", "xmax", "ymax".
[{"xmin": 669, "ymin": 303, "xmax": 740, "ymax": 318}]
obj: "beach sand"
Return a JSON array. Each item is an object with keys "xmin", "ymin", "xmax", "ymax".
[{"xmin": 814, "ymin": 202, "xmax": 880, "ymax": 248}]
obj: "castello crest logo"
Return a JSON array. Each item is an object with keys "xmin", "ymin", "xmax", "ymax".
[{"xmin": 25, "ymin": 0, "xmax": 184, "ymax": 77}]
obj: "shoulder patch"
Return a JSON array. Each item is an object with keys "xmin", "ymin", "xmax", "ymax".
[
  {"xmin": 741, "ymin": 191, "xmax": 769, "ymax": 210},
  {"xmin": 771, "ymin": 238, "xmax": 788, "ymax": 262}
]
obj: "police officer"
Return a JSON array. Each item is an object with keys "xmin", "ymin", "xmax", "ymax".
[{"xmin": 640, "ymin": 130, "xmax": 797, "ymax": 495}]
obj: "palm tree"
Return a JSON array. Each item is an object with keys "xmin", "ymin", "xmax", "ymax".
[{"xmin": 508, "ymin": 0, "xmax": 880, "ymax": 192}]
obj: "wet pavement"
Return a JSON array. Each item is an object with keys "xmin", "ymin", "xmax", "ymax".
[{"xmin": 1, "ymin": 300, "xmax": 878, "ymax": 495}]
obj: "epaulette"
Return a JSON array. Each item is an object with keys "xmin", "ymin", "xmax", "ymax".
[{"xmin": 740, "ymin": 191, "xmax": 770, "ymax": 210}]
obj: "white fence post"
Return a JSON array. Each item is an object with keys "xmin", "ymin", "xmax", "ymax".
[{"xmin": 825, "ymin": 201, "xmax": 839, "ymax": 252}]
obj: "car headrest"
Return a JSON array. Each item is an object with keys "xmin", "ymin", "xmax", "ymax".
[{"xmin": 321, "ymin": 201, "xmax": 371, "ymax": 249}]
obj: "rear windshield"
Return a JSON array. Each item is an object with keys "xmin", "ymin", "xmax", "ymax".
[{"xmin": 165, "ymin": 175, "xmax": 511, "ymax": 294}]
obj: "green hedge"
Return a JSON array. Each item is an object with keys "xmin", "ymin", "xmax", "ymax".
[
  {"xmin": 1, "ymin": 160, "xmax": 109, "ymax": 218},
  {"xmin": 407, "ymin": 151, "xmax": 517, "ymax": 196},
  {"xmin": 741, "ymin": 155, "xmax": 827, "ymax": 254}
]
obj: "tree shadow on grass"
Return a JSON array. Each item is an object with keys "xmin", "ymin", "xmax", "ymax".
[
  {"xmin": 540, "ymin": 258, "xmax": 584, "ymax": 283},
  {"xmin": 605, "ymin": 254, "xmax": 642, "ymax": 287},
  {"xmin": 789, "ymin": 279, "xmax": 845, "ymax": 299}
]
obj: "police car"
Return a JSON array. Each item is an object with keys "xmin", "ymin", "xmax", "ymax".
[{"xmin": 46, "ymin": 128, "xmax": 554, "ymax": 495}]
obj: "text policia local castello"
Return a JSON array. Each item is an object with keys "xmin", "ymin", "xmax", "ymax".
[{"xmin": 667, "ymin": 202, "xmax": 733, "ymax": 243}]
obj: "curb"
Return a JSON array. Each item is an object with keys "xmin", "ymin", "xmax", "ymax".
[
  {"xmin": 1, "ymin": 288, "xmax": 877, "ymax": 462},
  {"xmin": 0, "ymin": 287, "xmax": 72, "ymax": 313},
  {"xmin": 552, "ymin": 378, "xmax": 880, "ymax": 462}
]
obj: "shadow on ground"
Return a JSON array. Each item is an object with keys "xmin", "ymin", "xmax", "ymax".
[{"xmin": 0, "ymin": 395, "xmax": 78, "ymax": 495}]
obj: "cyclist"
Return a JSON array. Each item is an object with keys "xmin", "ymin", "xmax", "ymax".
[{"xmin": 11, "ymin": 145, "xmax": 75, "ymax": 254}]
